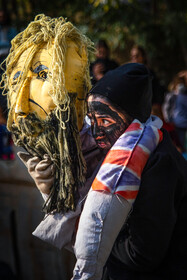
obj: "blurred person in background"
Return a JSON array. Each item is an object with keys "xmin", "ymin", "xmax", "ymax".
[
  {"xmin": 162, "ymin": 74, "xmax": 181, "ymax": 124},
  {"xmin": 90, "ymin": 39, "xmax": 119, "ymax": 85},
  {"xmin": 130, "ymin": 45, "xmax": 147, "ymax": 64},
  {"xmin": 172, "ymin": 71, "xmax": 187, "ymax": 154},
  {"xmin": 130, "ymin": 45, "xmax": 165, "ymax": 111},
  {"xmin": 162, "ymin": 71, "xmax": 187, "ymax": 155}
]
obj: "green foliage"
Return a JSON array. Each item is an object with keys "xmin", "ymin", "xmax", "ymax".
[{"xmin": 3, "ymin": 0, "xmax": 187, "ymax": 85}]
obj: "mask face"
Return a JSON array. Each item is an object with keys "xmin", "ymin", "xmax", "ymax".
[
  {"xmin": 9, "ymin": 44, "xmax": 55, "ymax": 123},
  {"xmin": 9, "ymin": 40, "xmax": 88, "ymax": 132},
  {"xmin": 87, "ymin": 95, "xmax": 128, "ymax": 151}
]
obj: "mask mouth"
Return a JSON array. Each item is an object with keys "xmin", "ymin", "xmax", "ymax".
[{"xmin": 12, "ymin": 113, "xmax": 45, "ymax": 137}]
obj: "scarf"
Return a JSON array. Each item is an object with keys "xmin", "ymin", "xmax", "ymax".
[{"xmin": 92, "ymin": 116, "xmax": 163, "ymax": 203}]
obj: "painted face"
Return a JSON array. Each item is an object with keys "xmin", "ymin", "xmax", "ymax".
[
  {"xmin": 87, "ymin": 95, "xmax": 129, "ymax": 151},
  {"xmin": 9, "ymin": 44, "xmax": 55, "ymax": 123}
]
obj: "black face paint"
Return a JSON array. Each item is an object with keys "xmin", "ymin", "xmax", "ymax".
[{"xmin": 87, "ymin": 100, "xmax": 127, "ymax": 151}]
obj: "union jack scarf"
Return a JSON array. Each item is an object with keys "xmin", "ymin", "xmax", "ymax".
[{"xmin": 92, "ymin": 116, "xmax": 163, "ymax": 203}]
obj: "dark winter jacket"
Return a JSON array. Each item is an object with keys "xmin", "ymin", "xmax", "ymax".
[{"xmin": 103, "ymin": 129, "xmax": 187, "ymax": 280}]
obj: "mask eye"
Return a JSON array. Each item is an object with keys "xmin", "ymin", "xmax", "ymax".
[
  {"xmin": 11, "ymin": 71, "xmax": 22, "ymax": 86},
  {"xmin": 11, "ymin": 80, "xmax": 18, "ymax": 86},
  {"xmin": 32, "ymin": 64, "xmax": 49, "ymax": 81},
  {"xmin": 38, "ymin": 70, "xmax": 48, "ymax": 80}
]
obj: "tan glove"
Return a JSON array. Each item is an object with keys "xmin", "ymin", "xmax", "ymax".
[{"xmin": 17, "ymin": 152, "xmax": 55, "ymax": 194}]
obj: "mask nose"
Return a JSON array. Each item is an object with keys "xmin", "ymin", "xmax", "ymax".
[{"xmin": 14, "ymin": 77, "xmax": 31, "ymax": 118}]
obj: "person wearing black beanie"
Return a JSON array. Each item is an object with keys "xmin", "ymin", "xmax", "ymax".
[
  {"xmin": 86, "ymin": 63, "xmax": 187, "ymax": 280},
  {"xmin": 89, "ymin": 63, "xmax": 153, "ymax": 123},
  {"xmin": 87, "ymin": 63, "xmax": 153, "ymax": 151},
  {"xmin": 19, "ymin": 62, "xmax": 187, "ymax": 280}
]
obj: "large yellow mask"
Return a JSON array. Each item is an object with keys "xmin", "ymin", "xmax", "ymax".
[{"xmin": 2, "ymin": 14, "xmax": 92, "ymax": 213}]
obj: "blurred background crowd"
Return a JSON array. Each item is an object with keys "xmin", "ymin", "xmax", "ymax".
[{"xmin": 0, "ymin": 0, "xmax": 187, "ymax": 279}]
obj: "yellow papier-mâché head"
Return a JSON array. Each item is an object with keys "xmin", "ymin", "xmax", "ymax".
[
  {"xmin": 1, "ymin": 14, "xmax": 93, "ymax": 213},
  {"xmin": 3, "ymin": 14, "xmax": 92, "ymax": 131}
]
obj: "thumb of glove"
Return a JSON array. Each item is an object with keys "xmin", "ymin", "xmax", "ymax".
[{"xmin": 17, "ymin": 151, "xmax": 33, "ymax": 167}]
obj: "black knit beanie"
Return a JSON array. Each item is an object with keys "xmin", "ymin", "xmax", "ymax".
[{"xmin": 89, "ymin": 63, "xmax": 153, "ymax": 122}]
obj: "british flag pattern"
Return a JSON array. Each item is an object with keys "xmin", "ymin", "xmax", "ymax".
[{"xmin": 92, "ymin": 116, "xmax": 163, "ymax": 204}]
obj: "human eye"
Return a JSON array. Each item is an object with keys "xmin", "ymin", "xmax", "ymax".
[
  {"xmin": 102, "ymin": 119, "xmax": 110, "ymax": 125},
  {"xmin": 100, "ymin": 117, "xmax": 115, "ymax": 126}
]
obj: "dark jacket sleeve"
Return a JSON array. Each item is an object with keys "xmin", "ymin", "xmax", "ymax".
[{"xmin": 110, "ymin": 134, "xmax": 186, "ymax": 272}]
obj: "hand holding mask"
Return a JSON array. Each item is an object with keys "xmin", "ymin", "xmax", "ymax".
[{"xmin": 18, "ymin": 152, "xmax": 55, "ymax": 195}]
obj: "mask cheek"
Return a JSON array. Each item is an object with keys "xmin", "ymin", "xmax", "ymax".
[{"xmin": 29, "ymin": 80, "xmax": 55, "ymax": 119}]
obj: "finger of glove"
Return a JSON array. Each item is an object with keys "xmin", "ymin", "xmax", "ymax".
[
  {"xmin": 17, "ymin": 151, "xmax": 33, "ymax": 166},
  {"xmin": 27, "ymin": 156, "xmax": 41, "ymax": 172},
  {"xmin": 35, "ymin": 158, "xmax": 54, "ymax": 172},
  {"xmin": 36, "ymin": 177, "xmax": 54, "ymax": 194},
  {"xmin": 35, "ymin": 165, "xmax": 55, "ymax": 179},
  {"xmin": 43, "ymin": 154, "xmax": 51, "ymax": 161}
]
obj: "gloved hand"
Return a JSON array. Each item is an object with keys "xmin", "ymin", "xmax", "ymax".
[{"xmin": 17, "ymin": 152, "xmax": 55, "ymax": 194}]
